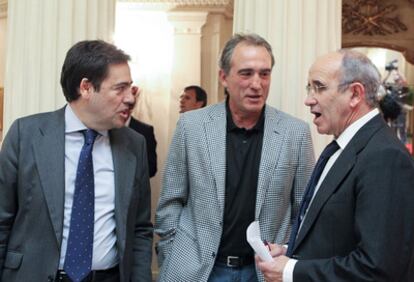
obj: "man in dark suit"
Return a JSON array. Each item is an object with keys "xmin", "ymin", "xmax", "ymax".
[
  {"xmin": 0, "ymin": 40, "xmax": 153, "ymax": 281},
  {"xmin": 128, "ymin": 116, "xmax": 157, "ymax": 178},
  {"xmin": 256, "ymin": 49, "xmax": 414, "ymax": 281}
]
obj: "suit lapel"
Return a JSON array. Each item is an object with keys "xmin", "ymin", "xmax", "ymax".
[
  {"xmin": 255, "ymin": 107, "xmax": 284, "ymax": 217},
  {"xmin": 293, "ymin": 115, "xmax": 385, "ymax": 252},
  {"xmin": 204, "ymin": 104, "xmax": 227, "ymax": 211},
  {"xmin": 293, "ymin": 149, "xmax": 356, "ymax": 250},
  {"xmin": 110, "ymin": 129, "xmax": 136, "ymax": 255},
  {"xmin": 32, "ymin": 108, "xmax": 66, "ymax": 246}
]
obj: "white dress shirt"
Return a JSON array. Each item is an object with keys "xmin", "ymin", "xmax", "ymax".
[
  {"xmin": 283, "ymin": 109, "xmax": 380, "ymax": 282},
  {"xmin": 59, "ymin": 105, "xmax": 118, "ymax": 270}
]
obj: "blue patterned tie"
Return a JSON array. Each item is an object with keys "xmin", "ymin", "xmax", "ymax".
[
  {"xmin": 286, "ymin": 140, "xmax": 340, "ymax": 257},
  {"xmin": 64, "ymin": 129, "xmax": 98, "ymax": 282}
]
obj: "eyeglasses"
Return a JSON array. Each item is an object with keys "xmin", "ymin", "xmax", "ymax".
[
  {"xmin": 306, "ymin": 81, "xmax": 355, "ymax": 97},
  {"xmin": 305, "ymin": 84, "xmax": 327, "ymax": 96}
]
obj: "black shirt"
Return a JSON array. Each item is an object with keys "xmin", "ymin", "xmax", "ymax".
[{"xmin": 217, "ymin": 101, "xmax": 265, "ymax": 259}]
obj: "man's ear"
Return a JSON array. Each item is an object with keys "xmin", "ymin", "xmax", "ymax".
[
  {"xmin": 131, "ymin": 86, "xmax": 140, "ymax": 97},
  {"xmin": 349, "ymin": 82, "xmax": 364, "ymax": 108},
  {"xmin": 195, "ymin": 100, "xmax": 204, "ymax": 109},
  {"xmin": 219, "ymin": 69, "xmax": 228, "ymax": 88},
  {"xmin": 79, "ymin": 78, "xmax": 93, "ymax": 98}
]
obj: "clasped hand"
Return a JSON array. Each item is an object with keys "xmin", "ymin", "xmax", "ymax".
[{"xmin": 255, "ymin": 243, "xmax": 290, "ymax": 282}]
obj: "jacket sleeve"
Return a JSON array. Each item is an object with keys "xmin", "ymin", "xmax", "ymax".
[
  {"xmin": 291, "ymin": 124, "xmax": 315, "ymax": 223},
  {"xmin": 0, "ymin": 121, "xmax": 20, "ymax": 277},
  {"xmin": 130, "ymin": 135, "xmax": 154, "ymax": 282},
  {"xmin": 154, "ymin": 117, "xmax": 189, "ymax": 267}
]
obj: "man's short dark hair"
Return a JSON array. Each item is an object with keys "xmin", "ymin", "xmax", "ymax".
[
  {"xmin": 184, "ymin": 85, "xmax": 207, "ymax": 107},
  {"xmin": 60, "ymin": 40, "xmax": 131, "ymax": 102}
]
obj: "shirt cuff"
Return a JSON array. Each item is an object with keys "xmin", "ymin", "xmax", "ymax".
[{"xmin": 282, "ymin": 258, "xmax": 297, "ymax": 282}]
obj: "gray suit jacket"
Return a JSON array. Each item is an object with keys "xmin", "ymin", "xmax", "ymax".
[
  {"xmin": 291, "ymin": 115, "xmax": 414, "ymax": 281},
  {"xmin": 0, "ymin": 107, "xmax": 153, "ymax": 282},
  {"xmin": 155, "ymin": 102, "xmax": 314, "ymax": 282}
]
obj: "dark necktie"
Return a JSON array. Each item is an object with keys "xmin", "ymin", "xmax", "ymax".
[
  {"xmin": 64, "ymin": 129, "xmax": 98, "ymax": 282},
  {"xmin": 286, "ymin": 140, "xmax": 340, "ymax": 257}
]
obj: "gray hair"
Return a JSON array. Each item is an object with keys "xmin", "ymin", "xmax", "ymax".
[
  {"xmin": 337, "ymin": 49, "xmax": 381, "ymax": 108},
  {"xmin": 219, "ymin": 33, "xmax": 275, "ymax": 75}
]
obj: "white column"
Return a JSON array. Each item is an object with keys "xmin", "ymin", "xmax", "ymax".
[
  {"xmin": 3, "ymin": 0, "xmax": 115, "ymax": 134},
  {"xmin": 234, "ymin": 0, "xmax": 342, "ymax": 155},
  {"xmin": 167, "ymin": 11, "xmax": 208, "ymax": 141},
  {"xmin": 201, "ymin": 13, "xmax": 233, "ymax": 105}
]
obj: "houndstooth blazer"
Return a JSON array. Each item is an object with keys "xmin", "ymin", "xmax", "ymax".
[{"xmin": 155, "ymin": 102, "xmax": 314, "ymax": 282}]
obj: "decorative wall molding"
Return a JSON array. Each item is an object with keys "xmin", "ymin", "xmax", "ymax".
[
  {"xmin": 118, "ymin": 0, "xmax": 232, "ymax": 6},
  {"xmin": 118, "ymin": 0, "xmax": 233, "ymax": 18},
  {"xmin": 168, "ymin": 11, "xmax": 208, "ymax": 34},
  {"xmin": 118, "ymin": 0, "xmax": 233, "ymax": 14},
  {"xmin": 342, "ymin": 0, "xmax": 414, "ymax": 64},
  {"xmin": 0, "ymin": 0, "xmax": 7, "ymax": 19},
  {"xmin": 343, "ymin": 0, "xmax": 407, "ymax": 36}
]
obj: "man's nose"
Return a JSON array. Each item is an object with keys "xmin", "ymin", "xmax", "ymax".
[
  {"xmin": 304, "ymin": 95, "xmax": 316, "ymax": 106},
  {"xmin": 124, "ymin": 88, "xmax": 136, "ymax": 105},
  {"xmin": 250, "ymin": 74, "xmax": 262, "ymax": 90}
]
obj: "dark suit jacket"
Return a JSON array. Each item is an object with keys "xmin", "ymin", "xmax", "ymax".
[
  {"xmin": 129, "ymin": 117, "xmax": 157, "ymax": 178},
  {"xmin": 0, "ymin": 107, "xmax": 153, "ymax": 282},
  {"xmin": 291, "ymin": 115, "xmax": 414, "ymax": 282}
]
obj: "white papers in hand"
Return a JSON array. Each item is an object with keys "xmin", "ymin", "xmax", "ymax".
[{"xmin": 246, "ymin": 221, "xmax": 273, "ymax": 262}]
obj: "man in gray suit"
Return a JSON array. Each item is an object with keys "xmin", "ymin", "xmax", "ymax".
[
  {"xmin": 256, "ymin": 50, "xmax": 414, "ymax": 281},
  {"xmin": 155, "ymin": 33, "xmax": 314, "ymax": 282},
  {"xmin": 0, "ymin": 40, "xmax": 153, "ymax": 281}
]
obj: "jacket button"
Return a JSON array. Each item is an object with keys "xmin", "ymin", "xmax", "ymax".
[{"xmin": 212, "ymin": 252, "xmax": 216, "ymax": 258}]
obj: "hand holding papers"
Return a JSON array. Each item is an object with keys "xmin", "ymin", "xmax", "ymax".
[{"xmin": 246, "ymin": 221, "xmax": 273, "ymax": 262}]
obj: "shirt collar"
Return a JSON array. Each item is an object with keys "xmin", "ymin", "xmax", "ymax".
[
  {"xmin": 125, "ymin": 116, "xmax": 132, "ymax": 126},
  {"xmin": 225, "ymin": 98, "xmax": 265, "ymax": 132},
  {"xmin": 65, "ymin": 104, "xmax": 108, "ymax": 137},
  {"xmin": 335, "ymin": 108, "xmax": 379, "ymax": 150}
]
